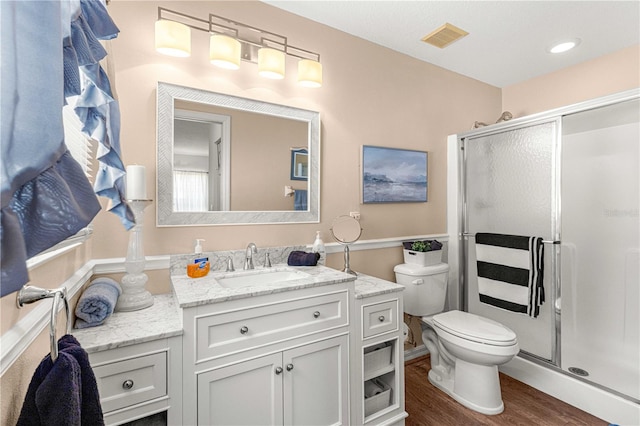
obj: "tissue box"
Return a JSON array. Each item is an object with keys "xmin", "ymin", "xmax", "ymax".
[
  {"xmin": 364, "ymin": 343, "xmax": 392, "ymax": 377},
  {"xmin": 364, "ymin": 378, "xmax": 391, "ymax": 417},
  {"xmin": 403, "ymin": 249, "xmax": 442, "ymax": 266}
]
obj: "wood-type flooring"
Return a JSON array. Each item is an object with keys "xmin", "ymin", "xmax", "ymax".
[{"xmin": 404, "ymin": 355, "xmax": 607, "ymax": 426}]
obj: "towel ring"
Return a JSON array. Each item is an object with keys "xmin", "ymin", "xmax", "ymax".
[{"xmin": 17, "ymin": 286, "xmax": 71, "ymax": 362}]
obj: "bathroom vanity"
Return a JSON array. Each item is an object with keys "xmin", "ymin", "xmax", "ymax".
[{"xmin": 74, "ymin": 252, "xmax": 406, "ymax": 425}]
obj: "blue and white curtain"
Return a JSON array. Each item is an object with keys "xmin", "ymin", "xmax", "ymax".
[{"xmin": 1, "ymin": 0, "xmax": 133, "ymax": 297}]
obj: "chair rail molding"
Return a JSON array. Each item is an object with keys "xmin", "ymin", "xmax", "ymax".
[{"xmin": 1, "ymin": 234, "xmax": 447, "ymax": 376}]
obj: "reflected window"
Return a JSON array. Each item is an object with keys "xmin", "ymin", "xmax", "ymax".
[{"xmin": 173, "ymin": 170, "xmax": 209, "ymax": 212}]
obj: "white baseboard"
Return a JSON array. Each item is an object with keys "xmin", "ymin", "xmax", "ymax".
[{"xmin": 403, "ymin": 344, "xmax": 428, "ymax": 362}]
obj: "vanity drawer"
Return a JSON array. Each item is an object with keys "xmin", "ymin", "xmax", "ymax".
[
  {"xmin": 92, "ymin": 352, "xmax": 167, "ymax": 413},
  {"xmin": 362, "ymin": 299, "xmax": 398, "ymax": 339},
  {"xmin": 196, "ymin": 290, "xmax": 348, "ymax": 362}
]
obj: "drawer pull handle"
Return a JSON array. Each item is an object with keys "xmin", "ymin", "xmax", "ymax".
[
  {"xmin": 240, "ymin": 326, "xmax": 249, "ymax": 334},
  {"xmin": 122, "ymin": 379, "xmax": 134, "ymax": 390},
  {"xmin": 313, "ymin": 311, "xmax": 321, "ymax": 318},
  {"xmin": 378, "ymin": 315, "xmax": 385, "ymax": 322},
  {"xmin": 275, "ymin": 366, "xmax": 283, "ymax": 375},
  {"xmin": 286, "ymin": 363, "xmax": 294, "ymax": 371}
]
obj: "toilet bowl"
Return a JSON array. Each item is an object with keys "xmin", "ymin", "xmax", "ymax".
[{"xmin": 395, "ymin": 262, "xmax": 519, "ymax": 415}]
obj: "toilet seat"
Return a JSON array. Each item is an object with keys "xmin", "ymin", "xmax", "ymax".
[{"xmin": 432, "ymin": 310, "xmax": 517, "ymax": 347}]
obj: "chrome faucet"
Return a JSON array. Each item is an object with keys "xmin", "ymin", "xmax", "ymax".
[{"xmin": 244, "ymin": 243, "xmax": 258, "ymax": 270}]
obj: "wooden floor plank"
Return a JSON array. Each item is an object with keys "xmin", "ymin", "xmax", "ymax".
[{"xmin": 404, "ymin": 355, "xmax": 607, "ymax": 426}]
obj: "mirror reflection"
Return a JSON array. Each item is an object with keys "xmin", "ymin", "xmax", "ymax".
[{"xmin": 157, "ymin": 82, "xmax": 320, "ymax": 226}]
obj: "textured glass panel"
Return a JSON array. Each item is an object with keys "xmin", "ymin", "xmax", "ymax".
[
  {"xmin": 560, "ymin": 99, "xmax": 639, "ymax": 399},
  {"xmin": 464, "ymin": 121, "xmax": 557, "ymax": 360},
  {"xmin": 465, "ymin": 122, "xmax": 556, "ymax": 237}
]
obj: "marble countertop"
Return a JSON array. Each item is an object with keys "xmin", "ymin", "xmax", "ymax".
[
  {"xmin": 73, "ymin": 268, "xmax": 403, "ymax": 354},
  {"xmin": 171, "ymin": 264, "xmax": 357, "ymax": 308},
  {"xmin": 73, "ymin": 294, "xmax": 182, "ymax": 354},
  {"xmin": 354, "ymin": 273, "xmax": 404, "ymax": 299}
]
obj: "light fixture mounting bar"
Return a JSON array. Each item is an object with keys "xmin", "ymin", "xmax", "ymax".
[
  {"xmin": 156, "ymin": 7, "xmax": 320, "ymax": 62},
  {"xmin": 158, "ymin": 7, "xmax": 209, "ymax": 33}
]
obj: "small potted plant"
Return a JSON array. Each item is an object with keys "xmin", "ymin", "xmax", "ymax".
[{"xmin": 402, "ymin": 240, "xmax": 443, "ymax": 266}]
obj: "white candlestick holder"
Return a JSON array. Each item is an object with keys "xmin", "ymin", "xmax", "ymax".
[{"xmin": 116, "ymin": 199, "xmax": 154, "ymax": 311}]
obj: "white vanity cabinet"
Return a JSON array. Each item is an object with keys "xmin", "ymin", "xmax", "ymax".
[
  {"xmin": 89, "ymin": 337, "xmax": 182, "ymax": 425},
  {"xmin": 178, "ymin": 282, "xmax": 354, "ymax": 426},
  {"xmin": 352, "ymin": 275, "xmax": 407, "ymax": 426},
  {"xmin": 198, "ymin": 334, "xmax": 349, "ymax": 425},
  {"xmin": 72, "ymin": 294, "xmax": 184, "ymax": 426}
]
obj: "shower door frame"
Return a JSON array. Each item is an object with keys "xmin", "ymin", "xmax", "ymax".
[{"xmin": 453, "ymin": 88, "xmax": 640, "ymax": 369}]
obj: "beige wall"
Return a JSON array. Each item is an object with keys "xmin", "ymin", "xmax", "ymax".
[
  {"xmin": 503, "ymin": 44, "xmax": 640, "ymax": 116},
  {"xmin": 89, "ymin": 0, "xmax": 501, "ymax": 265}
]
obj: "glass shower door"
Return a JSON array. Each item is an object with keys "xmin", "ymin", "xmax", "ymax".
[
  {"xmin": 463, "ymin": 121, "xmax": 559, "ymax": 361},
  {"xmin": 560, "ymin": 99, "xmax": 640, "ymax": 399}
]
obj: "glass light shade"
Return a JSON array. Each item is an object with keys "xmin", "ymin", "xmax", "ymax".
[
  {"xmin": 298, "ymin": 59, "xmax": 323, "ymax": 88},
  {"xmin": 258, "ymin": 48, "xmax": 285, "ymax": 79},
  {"xmin": 155, "ymin": 19, "xmax": 191, "ymax": 57},
  {"xmin": 210, "ymin": 34, "xmax": 241, "ymax": 69}
]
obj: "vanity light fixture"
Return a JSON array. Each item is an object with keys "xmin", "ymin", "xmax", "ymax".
[
  {"xmin": 210, "ymin": 34, "xmax": 241, "ymax": 69},
  {"xmin": 155, "ymin": 19, "xmax": 191, "ymax": 57},
  {"xmin": 258, "ymin": 47, "xmax": 286, "ymax": 79},
  {"xmin": 155, "ymin": 7, "xmax": 323, "ymax": 87}
]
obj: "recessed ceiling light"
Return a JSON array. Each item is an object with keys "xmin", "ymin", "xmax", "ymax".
[{"xmin": 548, "ymin": 38, "xmax": 581, "ymax": 54}]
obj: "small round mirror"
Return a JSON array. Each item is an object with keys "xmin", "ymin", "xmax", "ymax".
[{"xmin": 330, "ymin": 215, "xmax": 362, "ymax": 275}]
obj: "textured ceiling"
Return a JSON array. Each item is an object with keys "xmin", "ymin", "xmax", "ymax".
[{"xmin": 263, "ymin": 1, "xmax": 640, "ymax": 88}]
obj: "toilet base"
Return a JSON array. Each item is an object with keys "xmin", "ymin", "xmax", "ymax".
[{"xmin": 428, "ymin": 359, "xmax": 505, "ymax": 415}]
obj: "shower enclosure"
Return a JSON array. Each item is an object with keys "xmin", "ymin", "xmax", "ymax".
[{"xmin": 451, "ymin": 89, "xmax": 639, "ymax": 421}]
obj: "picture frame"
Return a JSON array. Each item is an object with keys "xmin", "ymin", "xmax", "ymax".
[
  {"xmin": 361, "ymin": 145, "xmax": 428, "ymax": 203},
  {"xmin": 290, "ymin": 148, "xmax": 308, "ymax": 181}
]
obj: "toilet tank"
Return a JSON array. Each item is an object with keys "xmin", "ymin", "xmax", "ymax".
[{"xmin": 394, "ymin": 263, "xmax": 449, "ymax": 316}]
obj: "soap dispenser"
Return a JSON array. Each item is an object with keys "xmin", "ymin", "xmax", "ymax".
[
  {"xmin": 312, "ymin": 231, "xmax": 325, "ymax": 262},
  {"xmin": 187, "ymin": 239, "xmax": 210, "ymax": 278}
]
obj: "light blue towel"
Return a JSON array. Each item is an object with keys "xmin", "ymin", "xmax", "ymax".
[
  {"xmin": 74, "ymin": 278, "xmax": 122, "ymax": 329},
  {"xmin": 294, "ymin": 189, "xmax": 308, "ymax": 211}
]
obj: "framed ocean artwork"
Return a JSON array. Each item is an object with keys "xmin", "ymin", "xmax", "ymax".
[{"xmin": 361, "ymin": 145, "xmax": 428, "ymax": 203}]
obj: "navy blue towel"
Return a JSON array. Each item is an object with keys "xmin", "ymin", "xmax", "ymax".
[
  {"xmin": 294, "ymin": 190, "xmax": 308, "ymax": 211},
  {"xmin": 17, "ymin": 335, "xmax": 104, "ymax": 426},
  {"xmin": 287, "ymin": 251, "xmax": 320, "ymax": 266}
]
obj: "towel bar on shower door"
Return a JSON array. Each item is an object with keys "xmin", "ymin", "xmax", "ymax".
[
  {"xmin": 462, "ymin": 233, "xmax": 560, "ymax": 245},
  {"xmin": 17, "ymin": 285, "xmax": 71, "ymax": 362}
]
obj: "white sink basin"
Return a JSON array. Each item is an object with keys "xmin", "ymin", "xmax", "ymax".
[{"xmin": 216, "ymin": 268, "xmax": 310, "ymax": 289}]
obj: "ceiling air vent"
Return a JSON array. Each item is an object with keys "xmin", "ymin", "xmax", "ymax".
[{"xmin": 421, "ymin": 23, "xmax": 469, "ymax": 48}]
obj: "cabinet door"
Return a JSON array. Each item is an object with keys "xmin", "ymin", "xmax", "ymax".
[
  {"xmin": 198, "ymin": 353, "xmax": 283, "ymax": 425},
  {"xmin": 283, "ymin": 335, "xmax": 349, "ymax": 426}
]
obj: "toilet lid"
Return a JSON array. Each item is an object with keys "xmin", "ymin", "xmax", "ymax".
[{"xmin": 432, "ymin": 310, "xmax": 517, "ymax": 346}]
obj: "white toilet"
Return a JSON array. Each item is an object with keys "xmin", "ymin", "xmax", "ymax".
[{"xmin": 395, "ymin": 262, "xmax": 519, "ymax": 415}]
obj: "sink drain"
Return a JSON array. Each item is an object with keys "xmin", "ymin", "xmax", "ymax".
[{"xmin": 568, "ymin": 367, "xmax": 589, "ymax": 377}]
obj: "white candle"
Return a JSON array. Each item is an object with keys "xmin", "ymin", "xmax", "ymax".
[{"xmin": 126, "ymin": 165, "xmax": 147, "ymax": 200}]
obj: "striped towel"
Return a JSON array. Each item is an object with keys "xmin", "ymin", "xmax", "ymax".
[{"xmin": 475, "ymin": 233, "xmax": 545, "ymax": 318}]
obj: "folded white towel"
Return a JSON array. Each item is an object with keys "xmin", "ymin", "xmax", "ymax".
[{"xmin": 475, "ymin": 233, "xmax": 544, "ymax": 318}]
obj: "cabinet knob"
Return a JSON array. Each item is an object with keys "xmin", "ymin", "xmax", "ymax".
[
  {"xmin": 286, "ymin": 363, "xmax": 294, "ymax": 371},
  {"xmin": 313, "ymin": 311, "xmax": 320, "ymax": 318},
  {"xmin": 122, "ymin": 379, "xmax": 134, "ymax": 390},
  {"xmin": 240, "ymin": 326, "xmax": 249, "ymax": 334},
  {"xmin": 378, "ymin": 315, "xmax": 385, "ymax": 322},
  {"xmin": 275, "ymin": 366, "xmax": 283, "ymax": 375}
]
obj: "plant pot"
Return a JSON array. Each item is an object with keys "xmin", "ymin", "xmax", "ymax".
[{"xmin": 403, "ymin": 249, "xmax": 442, "ymax": 266}]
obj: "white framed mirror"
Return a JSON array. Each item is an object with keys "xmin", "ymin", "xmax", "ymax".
[{"xmin": 157, "ymin": 82, "xmax": 320, "ymax": 226}]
